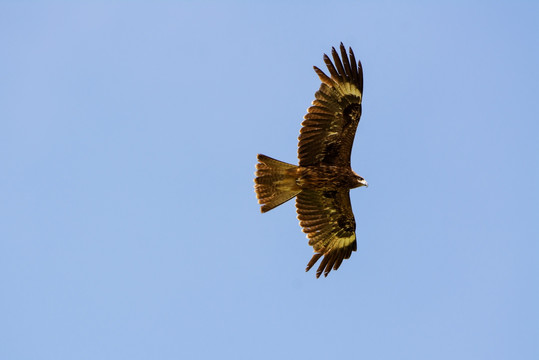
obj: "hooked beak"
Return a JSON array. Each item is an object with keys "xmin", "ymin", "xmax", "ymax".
[{"xmin": 361, "ymin": 179, "xmax": 368, "ymax": 188}]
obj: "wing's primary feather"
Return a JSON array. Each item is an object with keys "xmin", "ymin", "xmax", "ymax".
[
  {"xmin": 296, "ymin": 189, "xmax": 357, "ymax": 278},
  {"xmin": 298, "ymin": 43, "xmax": 363, "ymax": 167}
]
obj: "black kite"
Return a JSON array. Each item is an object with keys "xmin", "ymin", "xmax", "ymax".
[{"xmin": 254, "ymin": 43, "xmax": 368, "ymax": 278}]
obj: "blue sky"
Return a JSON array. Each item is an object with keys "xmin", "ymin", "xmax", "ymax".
[{"xmin": 1, "ymin": 2, "xmax": 538, "ymax": 359}]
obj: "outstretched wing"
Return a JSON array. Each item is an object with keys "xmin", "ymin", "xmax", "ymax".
[
  {"xmin": 296, "ymin": 189, "xmax": 357, "ymax": 278},
  {"xmin": 298, "ymin": 43, "xmax": 363, "ymax": 167}
]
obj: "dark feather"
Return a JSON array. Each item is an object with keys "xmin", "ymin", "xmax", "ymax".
[
  {"xmin": 298, "ymin": 44, "xmax": 363, "ymax": 167},
  {"xmin": 296, "ymin": 189, "xmax": 357, "ymax": 278}
]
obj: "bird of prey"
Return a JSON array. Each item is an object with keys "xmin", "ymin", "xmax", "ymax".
[{"xmin": 254, "ymin": 43, "xmax": 368, "ymax": 278}]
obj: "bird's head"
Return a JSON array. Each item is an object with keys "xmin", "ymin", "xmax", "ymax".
[{"xmin": 353, "ymin": 172, "xmax": 368, "ymax": 188}]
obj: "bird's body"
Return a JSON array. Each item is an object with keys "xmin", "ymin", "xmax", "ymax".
[
  {"xmin": 296, "ymin": 165, "xmax": 365, "ymax": 190},
  {"xmin": 254, "ymin": 43, "xmax": 368, "ymax": 278}
]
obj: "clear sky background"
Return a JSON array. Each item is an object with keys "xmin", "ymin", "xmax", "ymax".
[{"xmin": 1, "ymin": 2, "xmax": 538, "ymax": 359}]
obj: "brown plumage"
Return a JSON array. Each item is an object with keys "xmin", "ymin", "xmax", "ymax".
[{"xmin": 254, "ymin": 43, "xmax": 368, "ymax": 278}]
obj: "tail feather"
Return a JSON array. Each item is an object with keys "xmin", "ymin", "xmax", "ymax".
[{"xmin": 254, "ymin": 154, "xmax": 301, "ymax": 213}]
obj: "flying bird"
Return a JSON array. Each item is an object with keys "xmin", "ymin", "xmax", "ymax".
[{"xmin": 254, "ymin": 43, "xmax": 368, "ymax": 278}]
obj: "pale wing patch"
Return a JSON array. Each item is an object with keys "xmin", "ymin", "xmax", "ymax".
[
  {"xmin": 334, "ymin": 82, "xmax": 362, "ymax": 100},
  {"xmin": 329, "ymin": 233, "xmax": 356, "ymax": 252}
]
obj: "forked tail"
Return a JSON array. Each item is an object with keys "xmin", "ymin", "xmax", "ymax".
[{"xmin": 254, "ymin": 154, "xmax": 301, "ymax": 213}]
